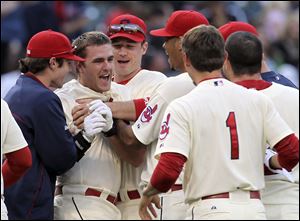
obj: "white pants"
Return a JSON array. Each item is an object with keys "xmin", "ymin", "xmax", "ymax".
[
  {"xmin": 54, "ymin": 194, "xmax": 121, "ymax": 220},
  {"xmin": 186, "ymin": 190, "xmax": 266, "ymax": 220},
  {"xmin": 160, "ymin": 189, "xmax": 188, "ymax": 220},
  {"xmin": 265, "ymin": 204, "xmax": 299, "ymax": 220},
  {"xmin": 1, "ymin": 197, "xmax": 8, "ymax": 220}
]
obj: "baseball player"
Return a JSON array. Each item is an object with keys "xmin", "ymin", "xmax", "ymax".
[
  {"xmin": 54, "ymin": 31, "xmax": 132, "ymax": 220},
  {"xmin": 3, "ymin": 30, "xmax": 99, "ymax": 220},
  {"xmin": 1, "ymin": 99, "xmax": 32, "ymax": 220},
  {"xmin": 139, "ymin": 25, "xmax": 299, "ymax": 220},
  {"xmin": 223, "ymin": 31, "xmax": 299, "ymax": 220},
  {"xmin": 106, "ymin": 14, "xmax": 167, "ymax": 220},
  {"xmin": 218, "ymin": 21, "xmax": 297, "ymax": 89}
]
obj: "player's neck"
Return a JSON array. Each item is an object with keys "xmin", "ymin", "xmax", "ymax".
[
  {"xmin": 193, "ymin": 69, "xmax": 223, "ymax": 85},
  {"xmin": 114, "ymin": 68, "xmax": 142, "ymax": 83},
  {"xmin": 231, "ymin": 73, "xmax": 262, "ymax": 83}
]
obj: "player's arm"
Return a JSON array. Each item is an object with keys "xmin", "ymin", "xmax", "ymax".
[
  {"xmin": 105, "ymin": 120, "xmax": 147, "ymax": 167},
  {"xmin": 106, "ymin": 98, "xmax": 147, "ymax": 121},
  {"xmin": 87, "ymin": 100, "xmax": 147, "ymax": 167},
  {"xmin": 264, "ymin": 96, "xmax": 299, "ymax": 171},
  {"xmin": 139, "ymin": 152, "xmax": 186, "ymax": 219},
  {"xmin": 2, "ymin": 147, "xmax": 32, "ymax": 188}
]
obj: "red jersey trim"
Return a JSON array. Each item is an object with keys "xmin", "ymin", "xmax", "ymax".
[{"xmin": 236, "ymin": 80, "xmax": 272, "ymax": 91}]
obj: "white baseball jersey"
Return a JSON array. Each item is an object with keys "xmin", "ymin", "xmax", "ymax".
[
  {"xmin": 132, "ymin": 72, "xmax": 195, "ymax": 185},
  {"xmin": 54, "ymin": 79, "xmax": 131, "ymax": 195},
  {"xmin": 1, "ymin": 99, "xmax": 28, "ymax": 196},
  {"xmin": 259, "ymin": 82, "xmax": 299, "ymax": 205},
  {"xmin": 117, "ymin": 69, "xmax": 166, "ymax": 198},
  {"xmin": 155, "ymin": 78, "xmax": 293, "ymax": 205}
]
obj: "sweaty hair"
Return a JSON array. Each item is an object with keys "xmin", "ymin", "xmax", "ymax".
[
  {"xmin": 19, "ymin": 57, "xmax": 64, "ymax": 74},
  {"xmin": 225, "ymin": 32, "xmax": 262, "ymax": 76},
  {"xmin": 182, "ymin": 25, "xmax": 225, "ymax": 73},
  {"xmin": 72, "ymin": 31, "xmax": 111, "ymax": 58}
]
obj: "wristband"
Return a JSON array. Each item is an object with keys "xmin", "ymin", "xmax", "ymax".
[
  {"xmin": 74, "ymin": 131, "xmax": 92, "ymax": 161},
  {"xmin": 102, "ymin": 119, "xmax": 117, "ymax": 137}
]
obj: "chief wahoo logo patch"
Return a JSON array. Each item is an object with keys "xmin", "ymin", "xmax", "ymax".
[
  {"xmin": 140, "ymin": 104, "xmax": 158, "ymax": 123},
  {"xmin": 159, "ymin": 113, "xmax": 171, "ymax": 140}
]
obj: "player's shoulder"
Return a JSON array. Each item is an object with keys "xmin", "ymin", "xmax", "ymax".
[
  {"xmin": 111, "ymin": 81, "xmax": 131, "ymax": 100},
  {"xmin": 135, "ymin": 69, "xmax": 167, "ymax": 84},
  {"xmin": 271, "ymin": 82, "xmax": 299, "ymax": 94},
  {"xmin": 157, "ymin": 72, "xmax": 194, "ymax": 94}
]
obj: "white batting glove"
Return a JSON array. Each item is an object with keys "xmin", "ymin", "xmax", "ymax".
[
  {"xmin": 83, "ymin": 111, "xmax": 107, "ymax": 138},
  {"xmin": 264, "ymin": 148, "xmax": 295, "ymax": 183},
  {"xmin": 89, "ymin": 100, "xmax": 113, "ymax": 132}
]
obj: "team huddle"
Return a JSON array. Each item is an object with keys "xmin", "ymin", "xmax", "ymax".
[{"xmin": 1, "ymin": 10, "xmax": 299, "ymax": 220}]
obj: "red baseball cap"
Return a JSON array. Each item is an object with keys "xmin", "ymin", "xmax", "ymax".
[
  {"xmin": 150, "ymin": 10, "xmax": 209, "ymax": 37},
  {"xmin": 218, "ymin": 21, "xmax": 259, "ymax": 41},
  {"xmin": 108, "ymin": 14, "xmax": 147, "ymax": 42},
  {"xmin": 26, "ymin": 30, "xmax": 85, "ymax": 61}
]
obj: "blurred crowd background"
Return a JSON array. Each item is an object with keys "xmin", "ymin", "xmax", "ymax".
[{"xmin": 1, "ymin": 1, "xmax": 299, "ymax": 86}]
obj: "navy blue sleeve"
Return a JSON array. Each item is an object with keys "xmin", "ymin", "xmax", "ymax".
[
  {"xmin": 261, "ymin": 71, "xmax": 298, "ymax": 89},
  {"xmin": 32, "ymin": 92, "xmax": 77, "ymax": 175}
]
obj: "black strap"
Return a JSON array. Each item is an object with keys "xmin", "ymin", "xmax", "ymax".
[
  {"xmin": 102, "ymin": 118, "xmax": 118, "ymax": 137},
  {"xmin": 74, "ymin": 131, "xmax": 91, "ymax": 161}
]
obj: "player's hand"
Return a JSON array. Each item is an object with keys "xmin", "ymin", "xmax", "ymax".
[
  {"xmin": 89, "ymin": 100, "xmax": 113, "ymax": 132},
  {"xmin": 264, "ymin": 148, "xmax": 295, "ymax": 182},
  {"xmin": 139, "ymin": 194, "xmax": 161, "ymax": 220},
  {"xmin": 72, "ymin": 103, "xmax": 90, "ymax": 129},
  {"xmin": 83, "ymin": 111, "xmax": 107, "ymax": 138}
]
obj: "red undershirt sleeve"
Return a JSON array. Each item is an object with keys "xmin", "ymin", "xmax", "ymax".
[
  {"xmin": 274, "ymin": 134, "xmax": 299, "ymax": 171},
  {"xmin": 2, "ymin": 146, "xmax": 32, "ymax": 188},
  {"xmin": 150, "ymin": 152, "xmax": 187, "ymax": 192},
  {"xmin": 133, "ymin": 98, "xmax": 148, "ymax": 120}
]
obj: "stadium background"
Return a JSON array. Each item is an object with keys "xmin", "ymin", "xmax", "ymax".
[{"xmin": 1, "ymin": 1, "xmax": 299, "ymax": 92}]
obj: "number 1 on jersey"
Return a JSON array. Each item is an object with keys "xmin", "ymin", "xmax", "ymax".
[{"xmin": 226, "ymin": 112, "xmax": 239, "ymax": 159}]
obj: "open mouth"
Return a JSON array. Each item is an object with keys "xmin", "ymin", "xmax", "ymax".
[
  {"xmin": 99, "ymin": 74, "xmax": 110, "ymax": 81},
  {"xmin": 117, "ymin": 60, "xmax": 130, "ymax": 64}
]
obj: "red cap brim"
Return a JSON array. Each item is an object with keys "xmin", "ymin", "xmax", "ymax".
[
  {"xmin": 59, "ymin": 53, "xmax": 85, "ymax": 61},
  {"xmin": 109, "ymin": 32, "xmax": 145, "ymax": 42},
  {"xmin": 150, "ymin": 28, "xmax": 176, "ymax": 37}
]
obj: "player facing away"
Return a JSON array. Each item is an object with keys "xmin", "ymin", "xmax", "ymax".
[
  {"xmin": 139, "ymin": 25, "xmax": 299, "ymax": 220},
  {"xmin": 106, "ymin": 13, "xmax": 167, "ymax": 220},
  {"xmin": 223, "ymin": 31, "xmax": 299, "ymax": 220},
  {"xmin": 218, "ymin": 21, "xmax": 297, "ymax": 89}
]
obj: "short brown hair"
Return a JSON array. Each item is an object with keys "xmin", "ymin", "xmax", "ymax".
[
  {"xmin": 72, "ymin": 31, "xmax": 111, "ymax": 59},
  {"xmin": 19, "ymin": 57, "xmax": 64, "ymax": 74},
  {"xmin": 182, "ymin": 25, "xmax": 225, "ymax": 72},
  {"xmin": 225, "ymin": 32, "xmax": 262, "ymax": 76}
]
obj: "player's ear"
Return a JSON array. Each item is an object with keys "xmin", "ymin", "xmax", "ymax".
[
  {"xmin": 49, "ymin": 57, "xmax": 58, "ymax": 70},
  {"xmin": 182, "ymin": 52, "xmax": 191, "ymax": 67},
  {"xmin": 141, "ymin": 41, "xmax": 148, "ymax": 55}
]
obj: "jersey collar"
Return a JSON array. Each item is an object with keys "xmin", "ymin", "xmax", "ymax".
[{"xmin": 235, "ymin": 79, "xmax": 272, "ymax": 91}]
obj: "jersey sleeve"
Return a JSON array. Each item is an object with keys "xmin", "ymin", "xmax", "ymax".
[
  {"xmin": 2, "ymin": 100, "xmax": 28, "ymax": 154},
  {"xmin": 263, "ymin": 95, "xmax": 294, "ymax": 147},
  {"xmin": 32, "ymin": 94, "xmax": 77, "ymax": 175},
  {"xmin": 132, "ymin": 91, "xmax": 169, "ymax": 145},
  {"xmin": 155, "ymin": 100, "xmax": 191, "ymax": 159}
]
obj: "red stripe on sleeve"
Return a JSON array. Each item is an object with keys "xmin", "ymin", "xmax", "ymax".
[
  {"xmin": 274, "ymin": 134, "xmax": 299, "ymax": 171},
  {"xmin": 2, "ymin": 146, "xmax": 32, "ymax": 188},
  {"xmin": 150, "ymin": 152, "xmax": 187, "ymax": 192},
  {"xmin": 133, "ymin": 98, "xmax": 147, "ymax": 120}
]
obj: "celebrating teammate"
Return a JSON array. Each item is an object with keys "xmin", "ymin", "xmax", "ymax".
[
  {"xmin": 139, "ymin": 24, "xmax": 299, "ymax": 220},
  {"xmin": 223, "ymin": 31, "xmax": 299, "ymax": 220}
]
